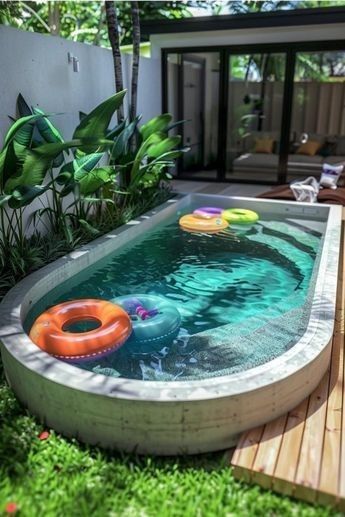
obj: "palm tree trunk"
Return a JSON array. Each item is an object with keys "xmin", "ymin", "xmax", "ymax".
[
  {"xmin": 48, "ymin": 1, "xmax": 60, "ymax": 36},
  {"xmin": 105, "ymin": 0, "xmax": 124, "ymax": 121},
  {"xmin": 130, "ymin": 1, "xmax": 140, "ymax": 122}
]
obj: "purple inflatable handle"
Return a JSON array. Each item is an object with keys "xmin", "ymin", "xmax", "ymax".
[{"xmin": 193, "ymin": 206, "xmax": 223, "ymax": 218}]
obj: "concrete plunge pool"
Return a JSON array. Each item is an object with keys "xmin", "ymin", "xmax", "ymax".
[{"xmin": 0, "ymin": 195, "xmax": 342, "ymax": 454}]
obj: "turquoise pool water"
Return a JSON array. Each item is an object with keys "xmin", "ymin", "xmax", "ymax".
[{"xmin": 26, "ymin": 209, "xmax": 324, "ymax": 381}]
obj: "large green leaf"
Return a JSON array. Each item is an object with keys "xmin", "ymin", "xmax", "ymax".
[
  {"xmin": 79, "ymin": 166, "xmax": 115, "ymax": 195},
  {"xmin": 111, "ymin": 117, "xmax": 140, "ymax": 162},
  {"xmin": 107, "ymin": 119, "xmax": 127, "ymax": 140},
  {"xmin": 4, "ymin": 114, "xmax": 47, "ymax": 147},
  {"xmin": 8, "ymin": 185, "xmax": 47, "ymax": 209},
  {"xmin": 56, "ymin": 152, "xmax": 103, "ymax": 190},
  {"xmin": 0, "ymin": 142, "xmax": 17, "ymax": 188},
  {"xmin": 147, "ymin": 136, "xmax": 181, "ymax": 158},
  {"xmin": 33, "ymin": 139, "xmax": 111, "ymax": 157},
  {"xmin": 32, "ymin": 107, "xmax": 64, "ymax": 144},
  {"xmin": 16, "ymin": 94, "xmax": 32, "ymax": 117},
  {"xmin": 73, "ymin": 90, "xmax": 126, "ymax": 142},
  {"xmin": 62, "ymin": 153, "xmax": 103, "ymax": 180},
  {"xmin": 4, "ymin": 140, "xmax": 106, "ymax": 192},
  {"xmin": 139, "ymin": 114, "xmax": 172, "ymax": 141}
]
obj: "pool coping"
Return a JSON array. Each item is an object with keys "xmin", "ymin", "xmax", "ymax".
[{"xmin": 0, "ymin": 194, "xmax": 342, "ymax": 402}]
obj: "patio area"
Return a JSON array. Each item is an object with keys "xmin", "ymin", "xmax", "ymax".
[{"xmin": 1, "ymin": 1, "xmax": 345, "ymax": 515}]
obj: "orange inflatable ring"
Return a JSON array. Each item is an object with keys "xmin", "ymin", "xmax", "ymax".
[
  {"xmin": 29, "ymin": 299, "xmax": 132, "ymax": 361},
  {"xmin": 179, "ymin": 214, "xmax": 228, "ymax": 233}
]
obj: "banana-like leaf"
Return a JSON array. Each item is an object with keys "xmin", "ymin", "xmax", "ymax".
[
  {"xmin": 139, "ymin": 114, "xmax": 172, "ymax": 141},
  {"xmin": 33, "ymin": 139, "xmax": 112, "ymax": 157},
  {"xmin": 33, "ymin": 107, "xmax": 64, "ymax": 144},
  {"xmin": 73, "ymin": 90, "xmax": 126, "ymax": 142},
  {"xmin": 130, "ymin": 133, "xmax": 163, "ymax": 180},
  {"xmin": 146, "ymin": 136, "xmax": 181, "ymax": 158},
  {"xmin": 79, "ymin": 166, "xmax": 115, "ymax": 196},
  {"xmin": 111, "ymin": 117, "xmax": 140, "ymax": 162},
  {"xmin": 8, "ymin": 185, "xmax": 47, "ymax": 209},
  {"xmin": 167, "ymin": 119, "xmax": 188, "ymax": 132},
  {"xmin": 79, "ymin": 111, "xmax": 87, "ymax": 121},
  {"xmin": 4, "ymin": 140, "xmax": 108, "ymax": 193},
  {"xmin": 0, "ymin": 142, "xmax": 17, "ymax": 187},
  {"xmin": 78, "ymin": 219, "xmax": 101, "ymax": 235},
  {"xmin": 17, "ymin": 94, "xmax": 32, "ymax": 117},
  {"xmin": 58, "ymin": 152, "xmax": 103, "ymax": 182},
  {"xmin": 107, "ymin": 119, "xmax": 127, "ymax": 140},
  {"xmin": 4, "ymin": 114, "xmax": 47, "ymax": 147}
]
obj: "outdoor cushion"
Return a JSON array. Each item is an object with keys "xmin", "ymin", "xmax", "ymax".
[
  {"xmin": 254, "ymin": 138, "xmax": 274, "ymax": 153},
  {"xmin": 323, "ymin": 155, "xmax": 345, "ymax": 166},
  {"xmin": 257, "ymin": 184, "xmax": 345, "ymax": 205},
  {"xmin": 233, "ymin": 153, "xmax": 279, "ymax": 169},
  {"xmin": 287, "ymin": 154, "xmax": 323, "ymax": 166},
  {"xmin": 296, "ymin": 140, "xmax": 322, "ymax": 156}
]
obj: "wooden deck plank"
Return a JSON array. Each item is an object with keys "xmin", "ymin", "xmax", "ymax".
[
  {"xmin": 293, "ymin": 370, "xmax": 330, "ymax": 503},
  {"xmin": 231, "ymin": 426, "xmax": 264, "ymax": 483},
  {"xmin": 251, "ymin": 415, "xmax": 288, "ymax": 489},
  {"xmin": 272, "ymin": 398, "xmax": 309, "ymax": 496},
  {"xmin": 317, "ymin": 323, "xmax": 343, "ymax": 505},
  {"xmin": 231, "ymin": 227, "xmax": 344, "ymax": 509}
]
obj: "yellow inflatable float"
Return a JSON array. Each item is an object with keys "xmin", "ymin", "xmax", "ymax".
[
  {"xmin": 222, "ymin": 208, "xmax": 259, "ymax": 225},
  {"xmin": 179, "ymin": 214, "xmax": 228, "ymax": 233}
]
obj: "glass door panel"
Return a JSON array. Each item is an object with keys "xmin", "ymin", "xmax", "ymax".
[
  {"xmin": 288, "ymin": 50, "xmax": 345, "ymax": 183},
  {"xmin": 226, "ymin": 53, "xmax": 286, "ymax": 183},
  {"xmin": 166, "ymin": 51, "xmax": 220, "ymax": 179}
]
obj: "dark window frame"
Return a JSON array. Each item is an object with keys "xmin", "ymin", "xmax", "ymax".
[{"xmin": 162, "ymin": 39, "xmax": 345, "ymax": 184}]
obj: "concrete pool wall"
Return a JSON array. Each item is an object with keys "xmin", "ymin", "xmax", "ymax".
[{"xmin": 0, "ymin": 195, "xmax": 342, "ymax": 454}]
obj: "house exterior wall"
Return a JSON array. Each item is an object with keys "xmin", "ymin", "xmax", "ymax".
[
  {"xmin": 0, "ymin": 25, "xmax": 160, "ymax": 143},
  {"xmin": 150, "ymin": 23, "xmax": 345, "ymax": 58}
]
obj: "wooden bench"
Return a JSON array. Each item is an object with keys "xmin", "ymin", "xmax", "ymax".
[{"xmin": 231, "ymin": 229, "xmax": 344, "ymax": 509}]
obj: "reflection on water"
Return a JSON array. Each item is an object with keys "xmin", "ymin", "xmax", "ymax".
[{"xmin": 26, "ymin": 216, "xmax": 322, "ymax": 381}]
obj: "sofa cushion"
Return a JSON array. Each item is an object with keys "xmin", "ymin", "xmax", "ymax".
[
  {"xmin": 323, "ymin": 155, "xmax": 345, "ymax": 166},
  {"xmin": 296, "ymin": 140, "xmax": 322, "ymax": 156},
  {"xmin": 254, "ymin": 137, "xmax": 274, "ymax": 154},
  {"xmin": 233, "ymin": 153, "xmax": 279, "ymax": 169}
]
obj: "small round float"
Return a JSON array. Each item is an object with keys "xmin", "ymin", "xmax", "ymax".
[
  {"xmin": 29, "ymin": 299, "xmax": 132, "ymax": 361},
  {"xmin": 114, "ymin": 294, "xmax": 181, "ymax": 354},
  {"xmin": 222, "ymin": 208, "xmax": 259, "ymax": 226},
  {"xmin": 179, "ymin": 214, "xmax": 228, "ymax": 233},
  {"xmin": 193, "ymin": 207, "xmax": 223, "ymax": 218}
]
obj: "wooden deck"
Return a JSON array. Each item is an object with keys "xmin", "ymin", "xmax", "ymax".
[{"xmin": 231, "ymin": 225, "xmax": 345, "ymax": 510}]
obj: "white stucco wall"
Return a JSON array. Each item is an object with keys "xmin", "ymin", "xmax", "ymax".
[{"xmin": 0, "ymin": 25, "xmax": 160, "ymax": 143}]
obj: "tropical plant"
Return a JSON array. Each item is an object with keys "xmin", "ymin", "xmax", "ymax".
[
  {"xmin": 0, "ymin": 1, "xmax": 202, "ymax": 46},
  {"xmin": 0, "ymin": 90, "xmax": 186, "ymax": 299}
]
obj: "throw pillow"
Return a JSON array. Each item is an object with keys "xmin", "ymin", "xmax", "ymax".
[
  {"xmin": 319, "ymin": 163, "xmax": 344, "ymax": 190},
  {"xmin": 254, "ymin": 138, "xmax": 274, "ymax": 154},
  {"xmin": 296, "ymin": 140, "xmax": 322, "ymax": 156}
]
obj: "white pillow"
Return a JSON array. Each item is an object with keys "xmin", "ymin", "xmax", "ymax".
[{"xmin": 319, "ymin": 163, "xmax": 344, "ymax": 190}]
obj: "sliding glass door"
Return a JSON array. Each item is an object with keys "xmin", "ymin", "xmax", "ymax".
[
  {"xmin": 287, "ymin": 50, "xmax": 345, "ymax": 182},
  {"xmin": 226, "ymin": 52, "xmax": 286, "ymax": 183},
  {"xmin": 166, "ymin": 51, "xmax": 220, "ymax": 179},
  {"xmin": 164, "ymin": 43, "xmax": 345, "ymax": 184}
]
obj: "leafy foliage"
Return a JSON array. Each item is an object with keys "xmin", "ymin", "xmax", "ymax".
[
  {"xmin": 0, "ymin": 91, "xmax": 183, "ymax": 300},
  {"xmin": 1, "ymin": 1, "xmax": 202, "ymax": 46}
]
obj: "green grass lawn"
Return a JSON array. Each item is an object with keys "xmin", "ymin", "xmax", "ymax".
[{"xmin": 0, "ymin": 367, "xmax": 340, "ymax": 517}]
